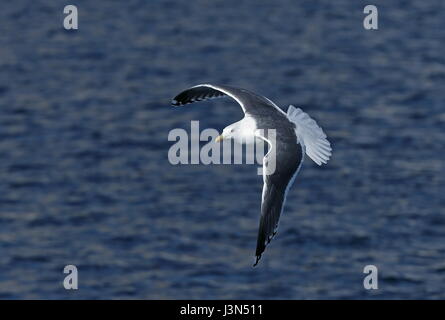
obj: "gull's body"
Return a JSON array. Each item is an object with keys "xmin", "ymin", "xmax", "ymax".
[{"xmin": 172, "ymin": 84, "xmax": 332, "ymax": 266}]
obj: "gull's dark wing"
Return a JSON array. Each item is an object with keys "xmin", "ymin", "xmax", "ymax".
[
  {"xmin": 172, "ymin": 84, "xmax": 284, "ymax": 117},
  {"xmin": 254, "ymin": 136, "xmax": 303, "ymax": 266}
]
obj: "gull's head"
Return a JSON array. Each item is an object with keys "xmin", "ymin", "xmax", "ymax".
[
  {"xmin": 215, "ymin": 123, "xmax": 240, "ymax": 143},
  {"xmin": 215, "ymin": 118, "xmax": 257, "ymax": 144}
]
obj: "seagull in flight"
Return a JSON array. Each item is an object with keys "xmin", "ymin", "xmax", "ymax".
[{"xmin": 172, "ymin": 84, "xmax": 332, "ymax": 266}]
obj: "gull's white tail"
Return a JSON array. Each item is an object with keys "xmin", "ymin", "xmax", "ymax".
[{"xmin": 287, "ymin": 105, "xmax": 332, "ymax": 165}]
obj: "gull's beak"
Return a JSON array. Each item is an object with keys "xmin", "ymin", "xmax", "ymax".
[{"xmin": 215, "ymin": 135, "xmax": 224, "ymax": 143}]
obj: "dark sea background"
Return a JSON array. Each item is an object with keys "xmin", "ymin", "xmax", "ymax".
[{"xmin": 0, "ymin": 0, "xmax": 444, "ymax": 299}]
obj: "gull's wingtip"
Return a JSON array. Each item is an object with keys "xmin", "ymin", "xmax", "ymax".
[
  {"xmin": 253, "ymin": 255, "xmax": 262, "ymax": 267},
  {"xmin": 171, "ymin": 98, "xmax": 181, "ymax": 106}
]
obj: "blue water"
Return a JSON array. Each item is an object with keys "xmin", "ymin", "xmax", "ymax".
[{"xmin": 0, "ymin": 0, "xmax": 444, "ymax": 299}]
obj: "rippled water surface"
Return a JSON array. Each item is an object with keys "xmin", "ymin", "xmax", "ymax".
[{"xmin": 0, "ymin": 0, "xmax": 444, "ymax": 299}]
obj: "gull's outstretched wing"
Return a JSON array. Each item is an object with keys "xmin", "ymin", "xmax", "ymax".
[
  {"xmin": 254, "ymin": 136, "xmax": 303, "ymax": 266},
  {"xmin": 172, "ymin": 84, "xmax": 284, "ymax": 117}
]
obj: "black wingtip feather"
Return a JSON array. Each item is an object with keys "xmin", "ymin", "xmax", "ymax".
[
  {"xmin": 253, "ymin": 255, "xmax": 262, "ymax": 267},
  {"xmin": 171, "ymin": 85, "xmax": 228, "ymax": 108}
]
